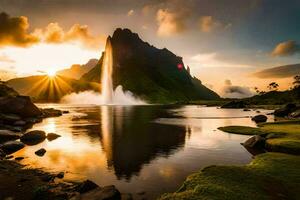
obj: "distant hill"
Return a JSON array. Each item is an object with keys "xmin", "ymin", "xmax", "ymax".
[
  {"xmin": 81, "ymin": 28, "xmax": 219, "ymax": 103},
  {"xmin": 254, "ymin": 64, "xmax": 300, "ymax": 78},
  {"xmin": 7, "ymin": 75, "xmax": 99, "ymax": 102},
  {"xmin": 57, "ymin": 59, "xmax": 98, "ymax": 79}
]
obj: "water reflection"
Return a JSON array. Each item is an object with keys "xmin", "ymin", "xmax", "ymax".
[{"xmin": 12, "ymin": 105, "xmax": 273, "ymax": 199}]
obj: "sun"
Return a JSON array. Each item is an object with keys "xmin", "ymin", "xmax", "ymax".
[{"xmin": 46, "ymin": 69, "xmax": 57, "ymax": 77}]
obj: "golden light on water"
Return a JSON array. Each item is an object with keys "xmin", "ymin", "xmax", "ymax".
[{"xmin": 46, "ymin": 69, "xmax": 57, "ymax": 78}]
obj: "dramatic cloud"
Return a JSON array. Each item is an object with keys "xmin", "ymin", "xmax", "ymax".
[
  {"xmin": 0, "ymin": 12, "xmax": 105, "ymax": 49},
  {"xmin": 253, "ymin": 64, "xmax": 300, "ymax": 78},
  {"xmin": 0, "ymin": 12, "xmax": 39, "ymax": 47},
  {"xmin": 156, "ymin": 8, "xmax": 189, "ymax": 37},
  {"xmin": 199, "ymin": 16, "xmax": 220, "ymax": 33},
  {"xmin": 271, "ymin": 40, "xmax": 300, "ymax": 56},
  {"xmin": 221, "ymin": 79, "xmax": 254, "ymax": 98},
  {"xmin": 34, "ymin": 23, "xmax": 106, "ymax": 49}
]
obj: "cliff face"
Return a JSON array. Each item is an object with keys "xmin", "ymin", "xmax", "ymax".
[{"xmin": 82, "ymin": 28, "xmax": 219, "ymax": 103}]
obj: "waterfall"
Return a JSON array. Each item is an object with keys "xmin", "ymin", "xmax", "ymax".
[{"xmin": 101, "ymin": 36, "xmax": 113, "ymax": 104}]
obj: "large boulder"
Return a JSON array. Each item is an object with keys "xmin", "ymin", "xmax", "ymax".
[
  {"xmin": 221, "ymin": 101, "xmax": 247, "ymax": 109},
  {"xmin": 76, "ymin": 180, "xmax": 100, "ymax": 194},
  {"xmin": 80, "ymin": 185, "xmax": 121, "ymax": 200},
  {"xmin": 0, "ymin": 96, "xmax": 42, "ymax": 117},
  {"xmin": 274, "ymin": 103, "xmax": 297, "ymax": 117},
  {"xmin": 20, "ymin": 130, "xmax": 46, "ymax": 145},
  {"xmin": 242, "ymin": 135, "xmax": 266, "ymax": 149},
  {"xmin": 0, "ymin": 130, "xmax": 21, "ymax": 142},
  {"xmin": 251, "ymin": 115, "xmax": 267, "ymax": 123},
  {"xmin": 0, "ymin": 141, "xmax": 25, "ymax": 154}
]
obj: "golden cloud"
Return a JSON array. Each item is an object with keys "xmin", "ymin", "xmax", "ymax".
[
  {"xmin": 271, "ymin": 40, "xmax": 300, "ymax": 56},
  {"xmin": 0, "ymin": 12, "xmax": 39, "ymax": 47},
  {"xmin": 198, "ymin": 16, "xmax": 230, "ymax": 33}
]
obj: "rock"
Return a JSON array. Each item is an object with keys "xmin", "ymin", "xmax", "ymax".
[
  {"xmin": 221, "ymin": 101, "xmax": 247, "ymax": 109},
  {"xmin": 289, "ymin": 109, "xmax": 300, "ymax": 118},
  {"xmin": 0, "ymin": 113, "xmax": 21, "ymax": 123},
  {"xmin": 42, "ymin": 108, "xmax": 63, "ymax": 118},
  {"xmin": 242, "ymin": 135, "xmax": 266, "ymax": 149},
  {"xmin": 56, "ymin": 172, "xmax": 64, "ymax": 179},
  {"xmin": 0, "ymin": 149, "xmax": 6, "ymax": 158},
  {"xmin": 243, "ymin": 108, "xmax": 251, "ymax": 111},
  {"xmin": 76, "ymin": 180, "xmax": 100, "ymax": 194},
  {"xmin": 5, "ymin": 155, "xmax": 14, "ymax": 159},
  {"xmin": 121, "ymin": 194, "xmax": 133, "ymax": 200},
  {"xmin": 80, "ymin": 185, "xmax": 121, "ymax": 200},
  {"xmin": 252, "ymin": 115, "xmax": 267, "ymax": 123},
  {"xmin": 274, "ymin": 103, "xmax": 297, "ymax": 117},
  {"xmin": 40, "ymin": 174, "xmax": 54, "ymax": 182},
  {"xmin": 35, "ymin": 148, "xmax": 46, "ymax": 157},
  {"xmin": 0, "ymin": 96, "xmax": 42, "ymax": 117},
  {"xmin": 0, "ymin": 130, "xmax": 21, "ymax": 141},
  {"xmin": 0, "ymin": 141, "xmax": 25, "ymax": 154},
  {"xmin": 20, "ymin": 130, "xmax": 46, "ymax": 145},
  {"xmin": 15, "ymin": 156, "xmax": 24, "ymax": 161},
  {"xmin": 256, "ymin": 110, "xmax": 261, "ymax": 113},
  {"xmin": 46, "ymin": 133, "xmax": 61, "ymax": 141},
  {"xmin": 14, "ymin": 120, "xmax": 26, "ymax": 126},
  {"xmin": 62, "ymin": 111, "xmax": 69, "ymax": 114}
]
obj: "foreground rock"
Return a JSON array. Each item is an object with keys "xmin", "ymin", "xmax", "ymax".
[
  {"xmin": 242, "ymin": 135, "xmax": 266, "ymax": 149},
  {"xmin": 46, "ymin": 133, "xmax": 61, "ymax": 141},
  {"xmin": 0, "ymin": 130, "xmax": 21, "ymax": 142},
  {"xmin": 20, "ymin": 130, "xmax": 46, "ymax": 145},
  {"xmin": 251, "ymin": 115, "xmax": 267, "ymax": 123},
  {"xmin": 0, "ymin": 96, "xmax": 42, "ymax": 117},
  {"xmin": 221, "ymin": 100, "xmax": 247, "ymax": 109},
  {"xmin": 0, "ymin": 141, "xmax": 25, "ymax": 154},
  {"xmin": 77, "ymin": 185, "xmax": 121, "ymax": 200}
]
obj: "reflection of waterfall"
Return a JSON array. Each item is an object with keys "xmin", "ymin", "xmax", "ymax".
[{"xmin": 101, "ymin": 37, "xmax": 113, "ymax": 104}]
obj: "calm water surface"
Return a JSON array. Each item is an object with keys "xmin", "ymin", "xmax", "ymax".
[{"xmin": 13, "ymin": 105, "xmax": 274, "ymax": 199}]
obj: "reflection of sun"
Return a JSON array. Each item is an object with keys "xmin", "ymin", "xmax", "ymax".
[{"xmin": 46, "ymin": 69, "xmax": 57, "ymax": 77}]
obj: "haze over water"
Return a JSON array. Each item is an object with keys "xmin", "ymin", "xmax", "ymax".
[{"xmin": 13, "ymin": 104, "xmax": 273, "ymax": 199}]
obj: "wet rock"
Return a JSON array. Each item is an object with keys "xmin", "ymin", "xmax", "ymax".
[
  {"xmin": 289, "ymin": 109, "xmax": 300, "ymax": 118},
  {"xmin": 5, "ymin": 155, "xmax": 14, "ymax": 159},
  {"xmin": 0, "ymin": 130, "xmax": 21, "ymax": 142},
  {"xmin": 0, "ymin": 96, "xmax": 42, "ymax": 117},
  {"xmin": 40, "ymin": 174, "xmax": 54, "ymax": 182},
  {"xmin": 35, "ymin": 148, "xmax": 46, "ymax": 157},
  {"xmin": 42, "ymin": 108, "xmax": 63, "ymax": 118},
  {"xmin": 21, "ymin": 130, "xmax": 46, "ymax": 145},
  {"xmin": 24, "ymin": 117, "xmax": 42, "ymax": 124},
  {"xmin": 274, "ymin": 103, "xmax": 297, "ymax": 117},
  {"xmin": 243, "ymin": 108, "xmax": 251, "ymax": 111},
  {"xmin": 15, "ymin": 156, "xmax": 24, "ymax": 161},
  {"xmin": 221, "ymin": 101, "xmax": 247, "ymax": 109},
  {"xmin": 0, "ymin": 149, "xmax": 6, "ymax": 158},
  {"xmin": 46, "ymin": 133, "xmax": 61, "ymax": 141},
  {"xmin": 0, "ymin": 113, "xmax": 21, "ymax": 123},
  {"xmin": 56, "ymin": 172, "xmax": 64, "ymax": 179},
  {"xmin": 14, "ymin": 120, "xmax": 26, "ymax": 126},
  {"xmin": 242, "ymin": 135, "xmax": 266, "ymax": 149},
  {"xmin": 76, "ymin": 180, "xmax": 100, "ymax": 194},
  {"xmin": 252, "ymin": 115, "xmax": 267, "ymax": 123},
  {"xmin": 0, "ymin": 141, "xmax": 25, "ymax": 154},
  {"xmin": 62, "ymin": 111, "xmax": 69, "ymax": 114},
  {"xmin": 80, "ymin": 185, "xmax": 121, "ymax": 200},
  {"xmin": 256, "ymin": 110, "xmax": 261, "ymax": 113}
]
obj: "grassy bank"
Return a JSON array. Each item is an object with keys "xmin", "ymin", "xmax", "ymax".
[{"xmin": 159, "ymin": 121, "xmax": 300, "ymax": 200}]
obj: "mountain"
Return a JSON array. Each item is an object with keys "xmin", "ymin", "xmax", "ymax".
[
  {"xmin": 57, "ymin": 59, "xmax": 98, "ymax": 79},
  {"xmin": 254, "ymin": 64, "xmax": 300, "ymax": 78},
  {"xmin": 81, "ymin": 28, "xmax": 219, "ymax": 103},
  {"xmin": 7, "ymin": 75, "xmax": 99, "ymax": 102}
]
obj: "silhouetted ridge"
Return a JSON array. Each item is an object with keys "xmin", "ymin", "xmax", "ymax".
[{"xmin": 81, "ymin": 28, "xmax": 220, "ymax": 103}]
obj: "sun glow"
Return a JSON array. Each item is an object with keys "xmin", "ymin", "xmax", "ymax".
[{"xmin": 46, "ymin": 69, "xmax": 57, "ymax": 77}]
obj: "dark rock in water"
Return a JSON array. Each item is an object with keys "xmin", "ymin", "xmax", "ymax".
[
  {"xmin": 21, "ymin": 130, "xmax": 46, "ymax": 145},
  {"xmin": 14, "ymin": 120, "xmax": 26, "ymax": 126},
  {"xmin": 80, "ymin": 185, "xmax": 121, "ymax": 200},
  {"xmin": 56, "ymin": 172, "xmax": 64, "ymax": 179},
  {"xmin": 40, "ymin": 174, "xmax": 54, "ymax": 182},
  {"xmin": 15, "ymin": 156, "xmax": 24, "ymax": 161},
  {"xmin": 35, "ymin": 148, "xmax": 46, "ymax": 157},
  {"xmin": 242, "ymin": 135, "xmax": 266, "ymax": 149},
  {"xmin": 289, "ymin": 109, "xmax": 300, "ymax": 118},
  {"xmin": 0, "ymin": 141, "xmax": 25, "ymax": 154},
  {"xmin": 0, "ymin": 149, "xmax": 6, "ymax": 158},
  {"xmin": 274, "ymin": 103, "xmax": 297, "ymax": 117},
  {"xmin": 46, "ymin": 133, "xmax": 61, "ymax": 141},
  {"xmin": 256, "ymin": 110, "xmax": 261, "ymax": 113},
  {"xmin": 62, "ymin": 110, "xmax": 69, "ymax": 114},
  {"xmin": 0, "ymin": 113, "xmax": 21, "ymax": 123},
  {"xmin": 42, "ymin": 108, "xmax": 63, "ymax": 117},
  {"xmin": 243, "ymin": 108, "xmax": 251, "ymax": 111},
  {"xmin": 5, "ymin": 155, "xmax": 14, "ymax": 159},
  {"xmin": 252, "ymin": 115, "xmax": 267, "ymax": 123},
  {"xmin": 221, "ymin": 101, "xmax": 247, "ymax": 108},
  {"xmin": 0, "ymin": 96, "xmax": 42, "ymax": 117},
  {"xmin": 0, "ymin": 130, "xmax": 21, "ymax": 142},
  {"xmin": 76, "ymin": 180, "xmax": 100, "ymax": 194}
]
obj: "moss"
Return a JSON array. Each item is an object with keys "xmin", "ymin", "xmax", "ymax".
[
  {"xmin": 159, "ymin": 153, "xmax": 300, "ymax": 200},
  {"xmin": 218, "ymin": 121, "xmax": 300, "ymax": 155}
]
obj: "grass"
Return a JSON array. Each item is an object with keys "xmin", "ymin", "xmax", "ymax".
[
  {"xmin": 218, "ymin": 121, "xmax": 300, "ymax": 155},
  {"xmin": 159, "ymin": 153, "xmax": 300, "ymax": 200}
]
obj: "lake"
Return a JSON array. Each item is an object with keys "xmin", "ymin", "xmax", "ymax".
[{"xmin": 13, "ymin": 104, "xmax": 273, "ymax": 199}]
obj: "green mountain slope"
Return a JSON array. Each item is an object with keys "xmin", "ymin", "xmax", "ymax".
[{"xmin": 81, "ymin": 28, "xmax": 219, "ymax": 103}]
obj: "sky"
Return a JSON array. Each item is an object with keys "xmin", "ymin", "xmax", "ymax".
[{"xmin": 0, "ymin": 0, "xmax": 300, "ymax": 97}]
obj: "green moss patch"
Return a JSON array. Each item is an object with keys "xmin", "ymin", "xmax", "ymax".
[{"xmin": 159, "ymin": 153, "xmax": 300, "ymax": 200}]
